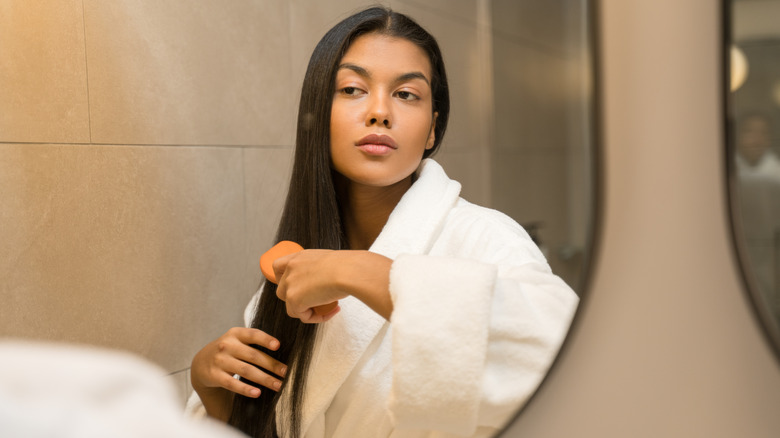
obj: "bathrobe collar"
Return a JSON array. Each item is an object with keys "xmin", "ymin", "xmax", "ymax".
[
  {"xmin": 296, "ymin": 158, "xmax": 462, "ymax": 436},
  {"xmin": 371, "ymin": 159, "xmax": 462, "ymax": 258}
]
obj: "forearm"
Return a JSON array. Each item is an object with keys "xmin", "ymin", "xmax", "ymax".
[{"xmin": 337, "ymin": 251, "xmax": 394, "ymax": 320}]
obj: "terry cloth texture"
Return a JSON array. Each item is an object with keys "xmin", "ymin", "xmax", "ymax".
[{"xmin": 186, "ymin": 159, "xmax": 579, "ymax": 438}]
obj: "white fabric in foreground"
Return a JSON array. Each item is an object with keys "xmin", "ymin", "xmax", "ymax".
[{"xmin": 0, "ymin": 340, "xmax": 244, "ymax": 438}]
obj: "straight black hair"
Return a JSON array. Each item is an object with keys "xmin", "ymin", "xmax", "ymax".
[{"xmin": 228, "ymin": 6, "xmax": 449, "ymax": 437}]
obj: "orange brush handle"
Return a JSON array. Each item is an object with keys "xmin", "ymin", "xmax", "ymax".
[{"xmin": 260, "ymin": 241, "xmax": 338, "ymax": 316}]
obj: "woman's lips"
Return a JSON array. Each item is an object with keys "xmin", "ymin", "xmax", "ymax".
[
  {"xmin": 357, "ymin": 144, "xmax": 393, "ymax": 155},
  {"xmin": 356, "ymin": 134, "xmax": 398, "ymax": 156}
]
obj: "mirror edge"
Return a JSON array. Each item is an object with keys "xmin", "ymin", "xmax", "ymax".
[
  {"xmin": 722, "ymin": 0, "xmax": 780, "ymax": 365},
  {"xmin": 496, "ymin": 0, "xmax": 605, "ymax": 434}
]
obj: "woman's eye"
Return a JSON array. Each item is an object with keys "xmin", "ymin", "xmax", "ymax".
[
  {"xmin": 341, "ymin": 87, "xmax": 362, "ymax": 96},
  {"xmin": 396, "ymin": 91, "xmax": 418, "ymax": 101}
]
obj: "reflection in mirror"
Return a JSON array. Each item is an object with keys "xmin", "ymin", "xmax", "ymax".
[
  {"xmin": 193, "ymin": 3, "xmax": 596, "ymax": 436},
  {"xmin": 728, "ymin": 0, "xmax": 780, "ymax": 354},
  {"xmin": 487, "ymin": 0, "xmax": 595, "ymax": 294},
  {"xmin": 0, "ymin": 1, "xmax": 596, "ymax": 436}
]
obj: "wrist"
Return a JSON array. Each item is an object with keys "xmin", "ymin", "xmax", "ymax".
[
  {"xmin": 338, "ymin": 251, "xmax": 393, "ymax": 319},
  {"xmin": 193, "ymin": 384, "xmax": 233, "ymax": 421}
]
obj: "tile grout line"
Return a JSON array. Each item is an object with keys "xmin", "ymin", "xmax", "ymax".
[
  {"xmin": 166, "ymin": 366, "xmax": 190, "ymax": 376},
  {"xmin": 401, "ymin": 0, "xmax": 569, "ymax": 58},
  {"xmin": 0, "ymin": 141, "xmax": 290, "ymax": 149},
  {"xmin": 241, "ymin": 147, "xmax": 250, "ymax": 297},
  {"xmin": 398, "ymin": 0, "xmax": 478, "ymax": 28},
  {"xmin": 81, "ymin": 0, "xmax": 93, "ymax": 144}
]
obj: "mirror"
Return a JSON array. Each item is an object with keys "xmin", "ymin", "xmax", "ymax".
[
  {"xmin": 726, "ymin": 0, "xmax": 780, "ymax": 357},
  {"xmin": 0, "ymin": 0, "xmax": 597, "ymax": 434}
]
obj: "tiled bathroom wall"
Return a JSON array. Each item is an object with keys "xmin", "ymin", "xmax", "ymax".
[
  {"xmin": 0, "ymin": 0, "xmax": 489, "ymax": 406},
  {"xmin": 0, "ymin": 0, "xmax": 589, "ymax": 407},
  {"xmin": 490, "ymin": 0, "xmax": 592, "ymax": 287}
]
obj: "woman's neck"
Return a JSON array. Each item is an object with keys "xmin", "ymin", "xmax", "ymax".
[{"xmin": 338, "ymin": 175, "xmax": 413, "ymax": 250}]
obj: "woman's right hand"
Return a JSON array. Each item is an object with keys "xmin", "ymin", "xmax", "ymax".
[{"xmin": 190, "ymin": 327, "xmax": 287, "ymax": 419}]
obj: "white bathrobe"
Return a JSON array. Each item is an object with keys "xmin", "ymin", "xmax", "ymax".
[{"xmin": 188, "ymin": 159, "xmax": 579, "ymax": 437}]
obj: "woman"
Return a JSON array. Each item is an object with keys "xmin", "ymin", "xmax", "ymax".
[{"xmin": 189, "ymin": 7, "xmax": 578, "ymax": 438}]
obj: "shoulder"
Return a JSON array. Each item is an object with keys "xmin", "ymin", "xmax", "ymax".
[
  {"xmin": 766, "ymin": 152, "xmax": 780, "ymax": 173},
  {"xmin": 450, "ymin": 198, "xmax": 525, "ymax": 231},
  {"xmin": 435, "ymin": 197, "xmax": 550, "ymax": 267}
]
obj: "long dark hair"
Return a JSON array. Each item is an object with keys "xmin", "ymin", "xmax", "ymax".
[{"xmin": 228, "ymin": 7, "xmax": 449, "ymax": 437}]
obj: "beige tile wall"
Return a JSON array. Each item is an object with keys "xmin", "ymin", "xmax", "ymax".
[
  {"xmin": 0, "ymin": 144, "xmax": 251, "ymax": 373},
  {"xmin": 490, "ymin": 0, "xmax": 592, "ymax": 288},
  {"xmin": 1, "ymin": 0, "xmax": 591, "ymax": 404},
  {"xmin": 491, "ymin": 0, "xmax": 571, "ymax": 54},
  {"xmin": 0, "ymin": 0, "xmax": 90, "ymax": 143},
  {"xmin": 0, "ymin": 0, "xmax": 297, "ymax": 379},
  {"xmin": 0, "ymin": 0, "xmax": 491, "ymax": 378},
  {"xmin": 83, "ymin": 1, "xmax": 295, "ymax": 146}
]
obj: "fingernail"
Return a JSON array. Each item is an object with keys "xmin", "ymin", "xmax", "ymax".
[
  {"xmin": 270, "ymin": 340, "xmax": 280, "ymax": 350},
  {"xmin": 251, "ymin": 388, "xmax": 261, "ymax": 397},
  {"xmin": 274, "ymin": 381, "xmax": 282, "ymax": 390},
  {"xmin": 279, "ymin": 365, "xmax": 287, "ymax": 376}
]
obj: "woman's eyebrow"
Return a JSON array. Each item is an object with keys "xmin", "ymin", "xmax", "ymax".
[
  {"xmin": 338, "ymin": 63, "xmax": 430, "ymax": 86},
  {"xmin": 396, "ymin": 72, "xmax": 430, "ymax": 86},
  {"xmin": 339, "ymin": 63, "xmax": 371, "ymax": 78}
]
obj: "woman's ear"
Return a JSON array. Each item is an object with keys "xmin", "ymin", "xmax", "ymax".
[{"xmin": 426, "ymin": 112, "xmax": 439, "ymax": 150}]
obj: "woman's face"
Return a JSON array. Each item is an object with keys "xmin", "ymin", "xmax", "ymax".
[{"xmin": 330, "ymin": 33, "xmax": 437, "ymax": 189}]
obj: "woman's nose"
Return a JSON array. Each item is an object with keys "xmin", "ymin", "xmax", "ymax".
[{"xmin": 365, "ymin": 95, "xmax": 392, "ymax": 128}]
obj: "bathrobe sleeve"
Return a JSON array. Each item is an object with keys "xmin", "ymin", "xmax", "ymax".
[{"xmin": 387, "ymin": 204, "xmax": 579, "ymax": 436}]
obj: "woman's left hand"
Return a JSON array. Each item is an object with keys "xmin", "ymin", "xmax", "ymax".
[{"xmin": 273, "ymin": 250, "xmax": 394, "ymax": 323}]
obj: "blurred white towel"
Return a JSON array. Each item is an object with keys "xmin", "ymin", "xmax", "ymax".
[{"xmin": 0, "ymin": 340, "xmax": 245, "ymax": 438}]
